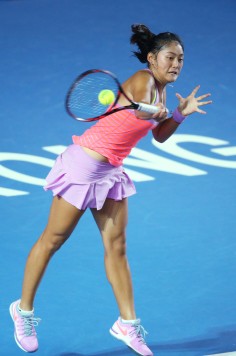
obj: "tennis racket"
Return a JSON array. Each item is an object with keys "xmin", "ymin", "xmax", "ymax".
[{"xmin": 65, "ymin": 69, "xmax": 160, "ymax": 122}]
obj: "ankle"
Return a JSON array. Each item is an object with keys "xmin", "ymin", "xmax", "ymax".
[
  {"xmin": 19, "ymin": 301, "xmax": 34, "ymax": 313},
  {"xmin": 120, "ymin": 313, "xmax": 137, "ymax": 321}
]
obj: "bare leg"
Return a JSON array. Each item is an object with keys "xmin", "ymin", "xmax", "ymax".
[
  {"xmin": 91, "ymin": 198, "xmax": 136, "ymax": 320},
  {"xmin": 20, "ymin": 196, "xmax": 85, "ymax": 311}
]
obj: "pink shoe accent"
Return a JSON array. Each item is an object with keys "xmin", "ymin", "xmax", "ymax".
[{"xmin": 110, "ymin": 317, "xmax": 153, "ymax": 356}]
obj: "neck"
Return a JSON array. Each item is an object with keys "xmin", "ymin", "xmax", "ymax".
[
  {"xmin": 147, "ymin": 67, "xmax": 166, "ymax": 98},
  {"xmin": 148, "ymin": 66, "xmax": 167, "ymax": 92}
]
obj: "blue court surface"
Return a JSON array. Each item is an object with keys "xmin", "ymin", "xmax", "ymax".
[{"xmin": 1, "ymin": 0, "xmax": 236, "ymax": 355}]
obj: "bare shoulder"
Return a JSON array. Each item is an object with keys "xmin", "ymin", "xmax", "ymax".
[
  {"xmin": 121, "ymin": 70, "xmax": 156, "ymax": 103},
  {"xmin": 129, "ymin": 69, "xmax": 155, "ymax": 85},
  {"xmin": 122, "ymin": 69, "xmax": 154, "ymax": 93}
]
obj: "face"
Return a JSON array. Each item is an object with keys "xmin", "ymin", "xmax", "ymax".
[{"xmin": 148, "ymin": 42, "xmax": 184, "ymax": 84}]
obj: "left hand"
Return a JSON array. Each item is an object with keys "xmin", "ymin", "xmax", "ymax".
[{"xmin": 176, "ymin": 85, "xmax": 212, "ymax": 116}]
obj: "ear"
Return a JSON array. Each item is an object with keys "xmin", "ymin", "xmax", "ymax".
[
  {"xmin": 147, "ymin": 52, "xmax": 158, "ymax": 68},
  {"xmin": 147, "ymin": 52, "xmax": 155, "ymax": 65}
]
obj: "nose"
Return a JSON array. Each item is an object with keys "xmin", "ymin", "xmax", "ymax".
[{"xmin": 172, "ymin": 58, "xmax": 179, "ymax": 67}]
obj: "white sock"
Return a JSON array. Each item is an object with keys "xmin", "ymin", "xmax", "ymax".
[
  {"xmin": 17, "ymin": 304, "xmax": 34, "ymax": 316},
  {"xmin": 121, "ymin": 317, "xmax": 137, "ymax": 324}
]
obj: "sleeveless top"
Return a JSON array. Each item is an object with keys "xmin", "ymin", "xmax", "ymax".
[{"xmin": 72, "ymin": 69, "xmax": 160, "ymax": 166}]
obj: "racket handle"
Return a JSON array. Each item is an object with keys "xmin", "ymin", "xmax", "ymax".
[{"xmin": 136, "ymin": 102, "xmax": 159, "ymax": 114}]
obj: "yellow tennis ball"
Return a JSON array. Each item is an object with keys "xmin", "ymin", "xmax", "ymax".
[{"xmin": 98, "ymin": 89, "xmax": 115, "ymax": 105}]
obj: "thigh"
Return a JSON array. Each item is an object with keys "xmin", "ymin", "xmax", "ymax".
[
  {"xmin": 91, "ymin": 198, "xmax": 128, "ymax": 246},
  {"xmin": 45, "ymin": 195, "xmax": 85, "ymax": 238}
]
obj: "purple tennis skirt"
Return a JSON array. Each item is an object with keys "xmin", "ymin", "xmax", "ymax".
[{"xmin": 44, "ymin": 144, "xmax": 136, "ymax": 210}]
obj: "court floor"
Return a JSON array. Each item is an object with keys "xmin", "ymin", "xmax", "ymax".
[{"xmin": 0, "ymin": 0, "xmax": 236, "ymax": 355}]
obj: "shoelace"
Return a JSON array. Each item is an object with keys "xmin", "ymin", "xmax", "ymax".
[
  {"xmin": 131, "ymin": 323, "xmax": 148, "ymax": 344},
  {"xmin": 21, "ymin": 316, "xmax": 41, "ymax": 336}
]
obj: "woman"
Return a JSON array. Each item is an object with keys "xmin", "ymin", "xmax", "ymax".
[{"xmin": 9, "ymin": 24, "xmax": 212, "ymax": 356}]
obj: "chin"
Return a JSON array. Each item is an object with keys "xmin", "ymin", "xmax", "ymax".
[{"xmin": 168, "ymin": 76, "xmax": 178, "ymax": 83}]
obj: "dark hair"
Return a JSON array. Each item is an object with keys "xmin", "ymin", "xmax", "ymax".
[{"xmin": 130, "ymin": 24, "xmax": 184, "ymax": 64}]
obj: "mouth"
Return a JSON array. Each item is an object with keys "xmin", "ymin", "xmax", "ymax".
[{"xmin": 168, "ymin": 71, "xmax": 178, "ymax": 76}]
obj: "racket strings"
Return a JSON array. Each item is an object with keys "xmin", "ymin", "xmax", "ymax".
[{"xmin": 67, "ymin": 72, "xmax": 119, "ymax": 120}]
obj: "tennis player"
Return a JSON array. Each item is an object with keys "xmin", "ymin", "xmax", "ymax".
[{"xmin": 10, "ymin": 24, "xmax": 212, "ymax": 355}]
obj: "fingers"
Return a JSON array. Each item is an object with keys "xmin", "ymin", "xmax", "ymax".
[
  {"xmin": 152, "ymin": 104, "xmax": 169, "ymax": 121},
  {"xmin": 196, "ymin": 108, "xmax": 207, "ymax": 114},
  {"xmin": 177, "ymin": 87, "xmax": 212, "ymax": 101},
  {"xmin": 196, "ymin": 99, "xmax": 212, "ymax": 114},
  {"xmin": 152, "ymin": 110, "xmax": 168, "ymax": 119},
  {"xmin": 197, "ymin": 93, "xmax": 211, "ymax": 101},
  {"xmin": 198, "ymin": 100, "xmax": 213, "ymax": 106},
  {"xmin": 174, "ymin": 86, "xmax": 212, "ymax": 116},
  {"xmin": 156, "ymin": 102, "xmax": 165, "ymax": 109},
  {"xmin": 175, "ymin": 93, "xmax": 183, "ymax": 100},
  {"xmin": 191, "ymin": 85, "xmax": 201, "ymax": 96}
]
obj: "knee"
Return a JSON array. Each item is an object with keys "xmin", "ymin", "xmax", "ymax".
[
  {"xmin": 39, "ymin": 229, "xmax": 69, "ymax": 254},
  {"xmin": 105, "ymin": 233, "xmax": 127, "ymax": 257}
]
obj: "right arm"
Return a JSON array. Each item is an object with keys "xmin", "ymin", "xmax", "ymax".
[{"xmin": 120, "ymin": 71, "xmax": 168, "ymax": 121}]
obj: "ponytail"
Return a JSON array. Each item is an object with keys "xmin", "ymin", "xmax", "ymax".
[
  {"xmin": 130, "ymin": 23, "xmax": 184, "ymax": 64},
  {"xmin": 130, "ymin": 24, "xmax": 155, "ymax": 63}
]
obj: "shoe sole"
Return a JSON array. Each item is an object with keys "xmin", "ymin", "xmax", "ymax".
[
  {"xmin": 110, "ymin": 328, "xmax": 151, "ymax": 356},
  {"xmin": 9, "ymin": 303, "xmax": 38, "ymax": 353}
]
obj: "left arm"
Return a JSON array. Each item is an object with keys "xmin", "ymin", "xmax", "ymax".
[
  {"xmin": 152, "ymin": 85, "xmax": 212, "ymax": 143},
  {"xmin": 152, "ymin": 118, "xmax": 180, "ymax": 143}
]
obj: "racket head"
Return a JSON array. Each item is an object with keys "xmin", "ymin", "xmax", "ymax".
[{"xmin": 65, "ymin": 69, "xmax": 124, "ymax": 122}]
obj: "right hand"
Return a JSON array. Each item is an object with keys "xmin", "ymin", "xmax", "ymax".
[{"xmin": 151, "ymin": 102, "xmax": 169, "ymax": 122}]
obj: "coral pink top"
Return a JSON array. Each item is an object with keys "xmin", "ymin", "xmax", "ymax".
[{"xmin": 72, "ymin": 71, "xmax": 160, "ymax": 166}]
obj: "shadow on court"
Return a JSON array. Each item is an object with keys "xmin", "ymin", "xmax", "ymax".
[{"xmin": 56, "ymin": 326, "xmax": 236, "ymax": 356}]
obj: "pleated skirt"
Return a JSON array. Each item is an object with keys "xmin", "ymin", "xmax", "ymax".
[{"xmin": 44, "ymin": 144, "xmax": 136, "ymax": 210}]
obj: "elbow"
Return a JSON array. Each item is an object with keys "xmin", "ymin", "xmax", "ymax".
[
  {"xmin": 153, "ymin": 134, "xmax": 167, "ymax": 143},
  {"xmin": 158, "ymin": 138, "xmax": 167, "ymax": 143},
  {"xmin": 157, "ymin": 136, "xmax": 167, "ymax": 143}
]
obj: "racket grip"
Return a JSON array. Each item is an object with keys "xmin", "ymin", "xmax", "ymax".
[{"xmin": 136, "ymin": 102, "xmax": 159, "ymax": 114}]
